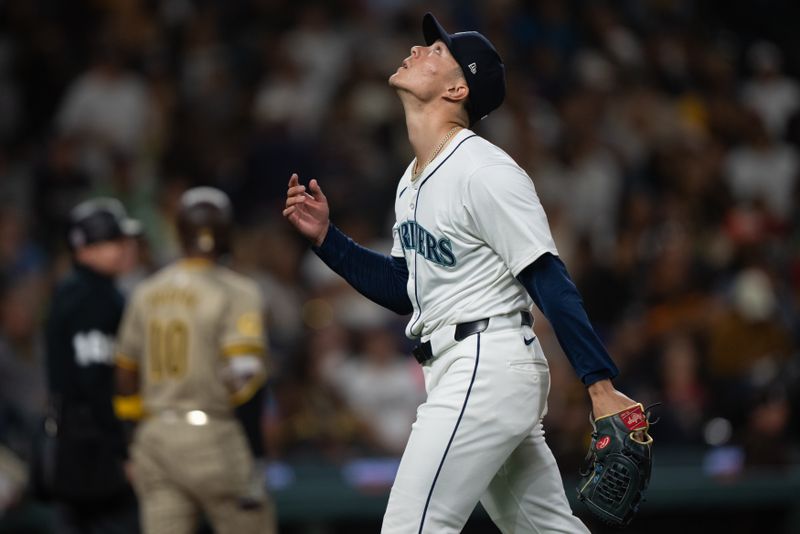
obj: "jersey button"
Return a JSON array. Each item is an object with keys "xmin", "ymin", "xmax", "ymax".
[{"xmin": 410, "ymin": 203, "xmax": 415, "ymax": 209}]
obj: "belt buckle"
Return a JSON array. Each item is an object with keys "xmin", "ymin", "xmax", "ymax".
[
  {"xmin": 186, "ymin": 410, "xmax": 209, "ymax": 426},
  {"xmin": 158, "ymin": 409, "xmax": 209, "ymax": 425}
]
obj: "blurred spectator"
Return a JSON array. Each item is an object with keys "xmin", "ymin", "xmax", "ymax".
[
  {"xmin": 0, "ymin": 146, "xmax": 33, "ymax": 211},
  {"xmin": 644, "ymin": 222, "xmax": 715, "ymax": 339},
  {"xmin": 0, "ymin": 207, "xmax": 47, "ymax": 283},
  {"xmin": 652, "ymin": 333, "xmax": 709, "ymax": 445},
  {"xmin": 0, "ymin": 276, "xmax": 48, "ymax": 459},
  {"xmin": 281, "ymin": 5, "xmax": 353, "ymax": 132},
  {"xmin": 56, "ymin": 42, "xmax": 152, "ymax": 185},
  {"xmin": 741, "ymin": 41, "xmax": 800, "ymax": 140},
  {"xmin": 538, "ymin": 94, "xmax": 624, "ymax": 258},
  {"xmin": 32, "ymin": 136, "xmax": 92, "ymax": 253},
  {"xmin": 709, "ymin": 268, "xmax": 792, "ymax": 385},
  {"xmin": 252, "ymin": 48, "xmax": 316, "ymax": 136},
  {"xmin": 180, "ymin": 7, "xmax": 241, "ymax": 133},
  {"xmin": 102, "ymin": 0, "xmax": 159, "ymax": 59},
  {"xmin": 573, "ymin": 234, "xmax": 637, "ymax": 336},
  {"xmin": 741, "ymin": 385, "xmax": 793, "ymax": 468},
  {"xmin": 233, "ymin": 222, "xmax": 308, "ymax": 361},
  {"xmin": 300, "ymin": 220, "xmax": 398, "ymax": 333},
  {"xmin": 0, "ymin": 39, "xmax": 21, "ymax": 144},
  {"xmin": 604, "ymin": 84, "xmax": 683, "ymax": 179},
  {"xmin": 264, "ymin": 324, "xmax": 371, "ymax": 462},
  {"xmin": 723, "ymin": 114, "xmax": 799, "ymax": 221},
  {"xmin": 134, "ymin": 175, "xmax": 188, "ymax": 266},
  {"xmin": 0, "ymin": 445, "xmax": 27, "ymax": 517},
  {"xmin": 722, "ymin": 198, "xmax": 787, "ymax": 250},
  {"xmin": 321, "ymin": 326, "xmax": 425, "ymax": 456}
]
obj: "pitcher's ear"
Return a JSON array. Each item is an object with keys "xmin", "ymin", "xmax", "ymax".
[{"xmin": 444, "ymin": 80, "xmax": 469, "ymax": 104}]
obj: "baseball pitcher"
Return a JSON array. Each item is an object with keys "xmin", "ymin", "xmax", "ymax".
[{"xmin": 284, "ymin": 12, "xmax": 653, "ymax": 533}]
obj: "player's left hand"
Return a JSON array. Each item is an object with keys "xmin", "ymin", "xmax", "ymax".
[
  {"xmin": 587, "ymin": 379, "xmax": 649, "ymax": 443},
  {"xmin": 577, "ymin": 402, "xmax": 654, "ymax": 526}
]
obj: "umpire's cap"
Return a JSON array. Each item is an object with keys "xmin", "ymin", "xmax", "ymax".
[
  {"xmin": 177, "ymin": 187, "xmax": 232, "ymax": 256},
  {"xmin": 422, "ymin": 13, "xmax": 506, "ymax": 126},
  {"xmin": 68, "ymin": 198, "xmax": 142, "ymax": 250}
]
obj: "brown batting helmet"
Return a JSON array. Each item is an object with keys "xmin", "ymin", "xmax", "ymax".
[{"xmin": 176, "ymin": 187, "xmax": 232, "ymax": 256}]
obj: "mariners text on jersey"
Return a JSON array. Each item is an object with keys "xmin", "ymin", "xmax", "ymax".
[{"xmin": 398, "ymin": 220, "xmax": 456, "ymax": 267}]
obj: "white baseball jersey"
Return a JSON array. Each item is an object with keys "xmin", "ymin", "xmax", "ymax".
[{"xmin": 391, "ymin": 129, "xmax": 559, "ymax": 340}]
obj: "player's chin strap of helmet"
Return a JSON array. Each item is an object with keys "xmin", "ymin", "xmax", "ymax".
[{"xmin": 197, "ymin": 227, "xmax": 216, "ymax": 253}]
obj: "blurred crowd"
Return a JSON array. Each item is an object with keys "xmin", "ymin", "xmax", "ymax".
[{"xmin": 2, "ymin": 0, "xmax": 800, "ymax": 512}]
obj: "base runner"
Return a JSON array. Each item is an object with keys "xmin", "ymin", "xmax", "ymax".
[{"xmin": 116, "ymin": 187, "xmax": 275, "ymax": 534}]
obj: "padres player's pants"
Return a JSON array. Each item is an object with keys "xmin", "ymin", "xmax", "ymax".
[
  {"xmin": 131, "ymin": 414, "xmax": 275, "ymax": 534},
  {"xmin": 383, "ymin": 311, "xmax": 589, "ymax": 533}
]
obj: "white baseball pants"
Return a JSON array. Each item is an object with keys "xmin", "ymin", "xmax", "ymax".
[{"xmin": 382, "ymin": 312, "xmax": 589, "ymax": 533}]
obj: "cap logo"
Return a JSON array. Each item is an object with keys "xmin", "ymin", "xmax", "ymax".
[{"xmin": 468, "ymin": 62, "xmax": 477, "ymax": 74}]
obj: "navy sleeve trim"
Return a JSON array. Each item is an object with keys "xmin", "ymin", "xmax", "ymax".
[
  {"xmin": 517, "ymin": 253, "xmax": 619, "ymax": 386},
  {"xmin": 313, "ymin": 223, "xmax": 412, "ymax": 315}
]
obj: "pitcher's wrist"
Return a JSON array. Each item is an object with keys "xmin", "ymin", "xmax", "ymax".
[
  {"xmin": 587, "ymin": 378, "xmax": 614, "ymax": 399},
  {"xmin": 314, "ymin": 221, "xmax": 331, "ymax": 247}
]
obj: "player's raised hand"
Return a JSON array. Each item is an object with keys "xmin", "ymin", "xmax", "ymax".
[{"xmin": 283, "ymin": 173, "xmax": 330, "ymax": 246}]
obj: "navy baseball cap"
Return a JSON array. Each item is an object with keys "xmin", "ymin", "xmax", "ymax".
[
  {"xmin": 422, "ymin": 12, "xmax": 506, "ymax": 125},
  {"xmin": 68, "ymin": 197, "xmax": 142, "ymax": 249}
]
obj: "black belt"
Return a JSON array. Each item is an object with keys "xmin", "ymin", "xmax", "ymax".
[{"xmin": 412, "ymin": 311, "xmax": 533, "ymax": 364}]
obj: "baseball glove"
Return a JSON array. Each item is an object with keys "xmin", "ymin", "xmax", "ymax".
[{"xmin": 577, "ymin": 403, "xmax": 655, "ymax": 527}]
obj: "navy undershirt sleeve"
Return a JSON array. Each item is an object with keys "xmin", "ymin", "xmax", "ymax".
[
  {"xmin": 517, "ymin": 253, "xmax": 619, "ymax": 386},
  {"xmin": 312, "ymin": 223, "xmax": 412, "ymax": 315}
]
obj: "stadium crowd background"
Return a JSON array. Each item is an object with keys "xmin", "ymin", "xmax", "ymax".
[{"xmin": 1, "ymin": 0, "xmax": 800, "ymax": 529}]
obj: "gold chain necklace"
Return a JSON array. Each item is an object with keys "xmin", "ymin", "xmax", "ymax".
[{"xmin": 411, "ymin": 126, "xmax": 461, "ymax": 181}]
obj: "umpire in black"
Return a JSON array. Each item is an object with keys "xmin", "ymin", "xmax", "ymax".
[{"xmin": 43, "ymin": 198, "xmax": 141, "ymax": 534}]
